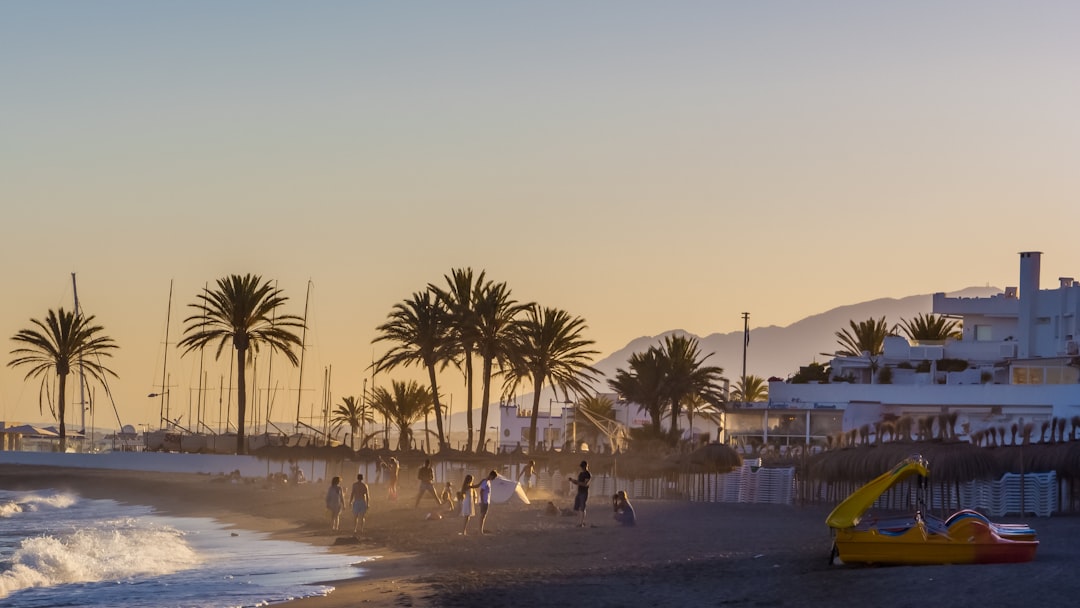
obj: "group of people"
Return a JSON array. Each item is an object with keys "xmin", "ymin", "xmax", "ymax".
[
  {"xmin": 324, "ymin": 473, "xmax": 370, "ymax": 534},
  {"xmin": 323, "ymin": 458, "xmax": 633, "ymax": 536}
]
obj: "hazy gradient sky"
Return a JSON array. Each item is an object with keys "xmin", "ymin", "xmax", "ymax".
[{"xmin": 3, "ymin": 2, "xmax": 1079, "ymax": 432}]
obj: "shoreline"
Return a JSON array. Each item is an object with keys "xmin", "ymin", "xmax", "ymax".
[{"xmin": 4, "ymin": 465, "xmax": 1080, "ymax": 607}]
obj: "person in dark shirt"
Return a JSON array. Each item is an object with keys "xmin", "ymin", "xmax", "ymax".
[
  {"xmin": 568, "ymin": 460, "xmax": 592, "ymax": 527},
  {"xmin": 415, "ymin": 459, "xmax": 442, "ymax": 507}
]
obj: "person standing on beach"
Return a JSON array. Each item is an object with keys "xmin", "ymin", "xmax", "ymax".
[
  {"xmin": 325, "ymin": 476, "xmax": 346, "ymax": 532},
  {"xmin": 459, "ymin": 474, "xmax": 479, "ymax": 535},
  {"xmin": 517, "ymin": 460, "xmax": 536, "ymax": 493},
  {"xmin": 386, "ymin": 457, "xmax": 400, "ymax": 500},
  {"xmin": 375, "ymin": 456, "xmax": 386, "ymax": 484},
  {"xmin": 350, "ymin": 474, "xmax": 370, "ymax": 534},
  {"xmin": 568, "ymin": 460, "xmax": 592, "ymax": 527},
  {"xmin": 415, "ymin": 459, "xmax": 442, "ymax": 507},
  {"xmin": 478, "ymin": 470, "xmax": 498, "ymax": 534}
]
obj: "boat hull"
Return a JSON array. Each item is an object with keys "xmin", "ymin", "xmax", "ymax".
[
  {"xmin": 828, "ymin": 455, "xmax": 1038, "ymax": 566},
  {"xmin": 835, "ymin": 517, "xmax": 1038, "ymax": 565}
]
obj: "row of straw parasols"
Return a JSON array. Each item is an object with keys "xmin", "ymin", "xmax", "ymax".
[{"xmin": 803, "ymin": 440, "xmax": 1080, "ymax": 485}]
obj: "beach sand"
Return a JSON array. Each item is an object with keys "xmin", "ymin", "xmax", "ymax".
[{"xmin": 2, "ymin": 465, "xmax": 1078, "ymax": 607}]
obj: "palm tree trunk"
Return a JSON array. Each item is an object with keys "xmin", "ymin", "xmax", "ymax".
[
  {"xmin": 236, "ymin": 346, "xmax": 248, "ymax": 455},
  {"xmin": 528, "ymin": 377, "xmax": 544, "ymax": 453},
  {"xmin": 463, "ymin": 352, "xmax": 475, "ymax": 452},
  {"xmin": 477, "ymin": 356, "xmax": 493, "ymax": 452},
  {"xmin": 670, "ymin": 397, "xmax": 681, "ymax": 439},
  {"xmin": 426, "ymin": 364, "xmax": 447, "ymax": 450},
  {"xmin": 57, "ymin": 372, "xmax": 68, "ymax": 452}
]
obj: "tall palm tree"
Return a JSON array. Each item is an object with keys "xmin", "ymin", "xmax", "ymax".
[
  {"xmin": 898, "ymin": 313, "xmax": 962, "ymax": 342},
  {"xmin": 368, "ymin": 380, "xmax": 434, "ymax": 452},
  {"xmin": 431, "ymin": 268, "xmax": 483, "ymax": 452},
  {"xmin": 9, "ymin": 308, "xmax": 118, "ymax": 452},
  {"xmin": 609, "ymin": 349, "xmax": 668, "ymax": 436},
  {"xmin": 731, "ymin": 374, "xmax": 769, "ymax": 402},
  {"xmin": 472, "ymin": 279, "xmax": 530, "ymax": 452},
  {"xmin": 503, "ymin": 306, "xmax": 600, "ymax": 453},
  {"xmin": 330, "ymin": 395, "xmax": 375, "ymax": 450},
  {"xmin": 373, "ymin": 289, "xmax": 457, "ymax": 450},
  {"xmin": 177, "ymin": 274, "xmax": 305, "ymax": 455},
  {"xmin": 831, "ymin": 317, "xmax": 890, "ymax": 357},
  {"xmin": 659, "ymin": 334, "xmax": 726, "ymax": 440}
]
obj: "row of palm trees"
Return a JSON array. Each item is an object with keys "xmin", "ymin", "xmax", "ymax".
[
  {"xmin": 370, "ymin": 268, "xmax": 601, "ymax": 453},
  {"xmin": 7, "ymin": 275, "xmax": 306, "ymax": 454},
  {"xmin": 18, "ymin": 271, "xmax": 921, "ymax": 456},
  {"xmin": 830, "ymin": 313, "xmax": 962, "ymax": 359}
]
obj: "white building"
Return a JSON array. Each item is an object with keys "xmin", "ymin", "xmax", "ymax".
[
  {"xmin": 755, "ymin": 251, "xmax": 1080, "ymax": 448},
  {"xmin": 497, "ymin": 393, "xmax": 721, "ymax": 453}
]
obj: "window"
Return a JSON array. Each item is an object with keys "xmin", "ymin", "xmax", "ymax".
[{"xmin": 975, "ymin": 325, "xmax": 993, "ymax": 341}]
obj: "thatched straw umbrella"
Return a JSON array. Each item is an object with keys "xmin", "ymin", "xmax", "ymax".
[
  {"xmin": 805, "ymin": 441, "xmax": 1002, "ymax": 509},
  {"xmin": 682, "ymin": 443, "xmax": 742, "ymax": 473}
]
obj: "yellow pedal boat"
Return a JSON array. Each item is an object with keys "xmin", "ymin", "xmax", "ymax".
[{"xmin": 826, "ymin": 455, "xmax": 1038, "ymax": 565}]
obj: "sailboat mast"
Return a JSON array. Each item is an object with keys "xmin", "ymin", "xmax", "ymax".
[
  {"xmin": 71, "ymin": 273, "xmax": 88, "ymax": 435},
  {"xmin": 159, "ymin": 280, "xmax": 173, "ymax": 428},
  {"xmin": 294, "ymin": 279, "xmax": 311, "ymax": 433},
  {"xmin": 196, "ymin": 282, "xmax": 207, "ymax": 435}
]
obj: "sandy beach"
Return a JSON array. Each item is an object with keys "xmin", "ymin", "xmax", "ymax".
[{"xmin": 2, "ymin": 464, "xmax": 1078, "ymax": 608}]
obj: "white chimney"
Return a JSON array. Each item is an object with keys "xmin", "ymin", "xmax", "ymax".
[{"xmin": 1018, "ymin": 251, "xmax": 1042, "ymax": 358}]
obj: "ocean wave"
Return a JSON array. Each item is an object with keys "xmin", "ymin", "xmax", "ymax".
[
  {"xmin": 0, "ymin": 519, "xmax": 201, "ymax": 598},
  {"xmin": 0, "ymin": 493, "xmax": 77, "ymax": 519}
]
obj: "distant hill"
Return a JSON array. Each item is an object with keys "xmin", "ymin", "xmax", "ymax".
[{"xmin": 591, "ymin": 286, "xmax": 1001, "ymax": 388}]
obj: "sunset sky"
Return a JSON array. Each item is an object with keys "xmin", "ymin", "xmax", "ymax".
[{"xmin": 2, "ymin": 2, "xmax": 1079, "ymax": 433}]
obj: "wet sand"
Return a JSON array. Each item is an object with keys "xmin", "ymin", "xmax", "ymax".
[{"xmin": 1, "ymin": 465, "xmax": 1078, "ymax": 607}]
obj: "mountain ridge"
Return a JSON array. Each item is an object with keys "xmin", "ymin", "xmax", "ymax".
[{"xmin": 589, "ymin": 286, "xmax": 1001, "ymax": 389}]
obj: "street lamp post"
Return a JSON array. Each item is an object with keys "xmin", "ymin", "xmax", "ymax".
[{"xmin": 148, "ymin": 389, "xmax": 171, "ymax": 429}]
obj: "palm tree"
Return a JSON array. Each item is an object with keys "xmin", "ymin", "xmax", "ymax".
[
  {"xmin": 831, "ymin": 317, "xmax": 890, "ymax": 357},
  {"xmin": 503, "ymin": 305, "xmax": 600, "ymax": 453},
  {"xmin": 731, "ymin": 374, "xmax": 769, "ymax": 402},
  {"xmin": 898, "ymin": 313, "xmax": 962, "ymax": 342},
  {"xmin": 330, "ymin": 395, "xmax": 375, "ymax": 450},
  {"xmin": 608, "ymin": 348, "xmax": 668, "ymax": 437},
  {"xmin": 373, "ymin": 289, "xmax": 457, "ymax": 450},
  {"xmin": 472, "ymin": 279, "xmax": 530, "ymax": 452},
  {"xmin": 431, "ymin": 268, "xmax": 483, "ymax": 452},
  {"xmin": 177, "ymin": 274, "xmax": 305, "ymax": 455},
  {"xmin": 658, "ymin": 334, "xmax": 726, "ymax": 440},
  {"xmin": 368, "ymin": 380, "xmax": 434, "ymax": 452},
  {"xmin": 681, "ymin": 393, "xmax": 722, "ymax": 444},
  {"xmin": 9, "ymin": 308, "xmax": 118, "ymax": 452}
]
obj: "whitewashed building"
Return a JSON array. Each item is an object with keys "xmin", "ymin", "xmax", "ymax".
[
  {"xmin": 754, "ymin": 251, "xmax": 1080, "ymax": 448},
  {"xmin": 497, "ymin": 393, "xmax": 721, "ymax": 453}
]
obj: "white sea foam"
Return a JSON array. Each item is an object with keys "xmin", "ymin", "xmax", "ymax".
[
  {"xmin": 0, "ymin": 493, "xmax": 76, "ymax": 518},
  {"xmin": 0, "ymin": 519, "xmax": 200, "ymax": 598}
]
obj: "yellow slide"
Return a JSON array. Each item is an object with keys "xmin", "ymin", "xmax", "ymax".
[{"xmin": 825, "ymin": 455, "xmax": 929, "ymax": 529}]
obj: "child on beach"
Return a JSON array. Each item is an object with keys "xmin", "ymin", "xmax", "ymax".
[
  {"xmin": 459, "ymin": 474, "xmax": 479, "ymax": 535},
  {"xmin": 439, "ymin": 481, "xmax": 457, "ymax": 512}
]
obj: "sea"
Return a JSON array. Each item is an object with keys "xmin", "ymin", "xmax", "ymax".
[{"xmin": 0, "ymin": 488, "xmax": 369, "ymax": 608}]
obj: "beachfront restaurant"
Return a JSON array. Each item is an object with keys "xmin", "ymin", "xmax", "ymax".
[{"xmin": 722, "ymin": 402, "xmax": 842, "ymax": 455}]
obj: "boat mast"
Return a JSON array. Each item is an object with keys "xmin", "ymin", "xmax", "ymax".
[
  {"xmin": 159, "ymin": 280, "xmax": 173, "ymax": 429},
  {"xmin": 294, "ymin": 279, "xmax": 312, "ymax": 433},
  {"xmin": 196, "ymin": 282, "xmax": 207, "ymax": 434},
  {"xmin": 71, "ymin": 273, "xmax": 88, "ymax": 435}
]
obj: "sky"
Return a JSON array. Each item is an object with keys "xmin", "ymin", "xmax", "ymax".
[{"xmin": 2, "ymin": 2, "xmax": 1079, "ymax": 434}]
